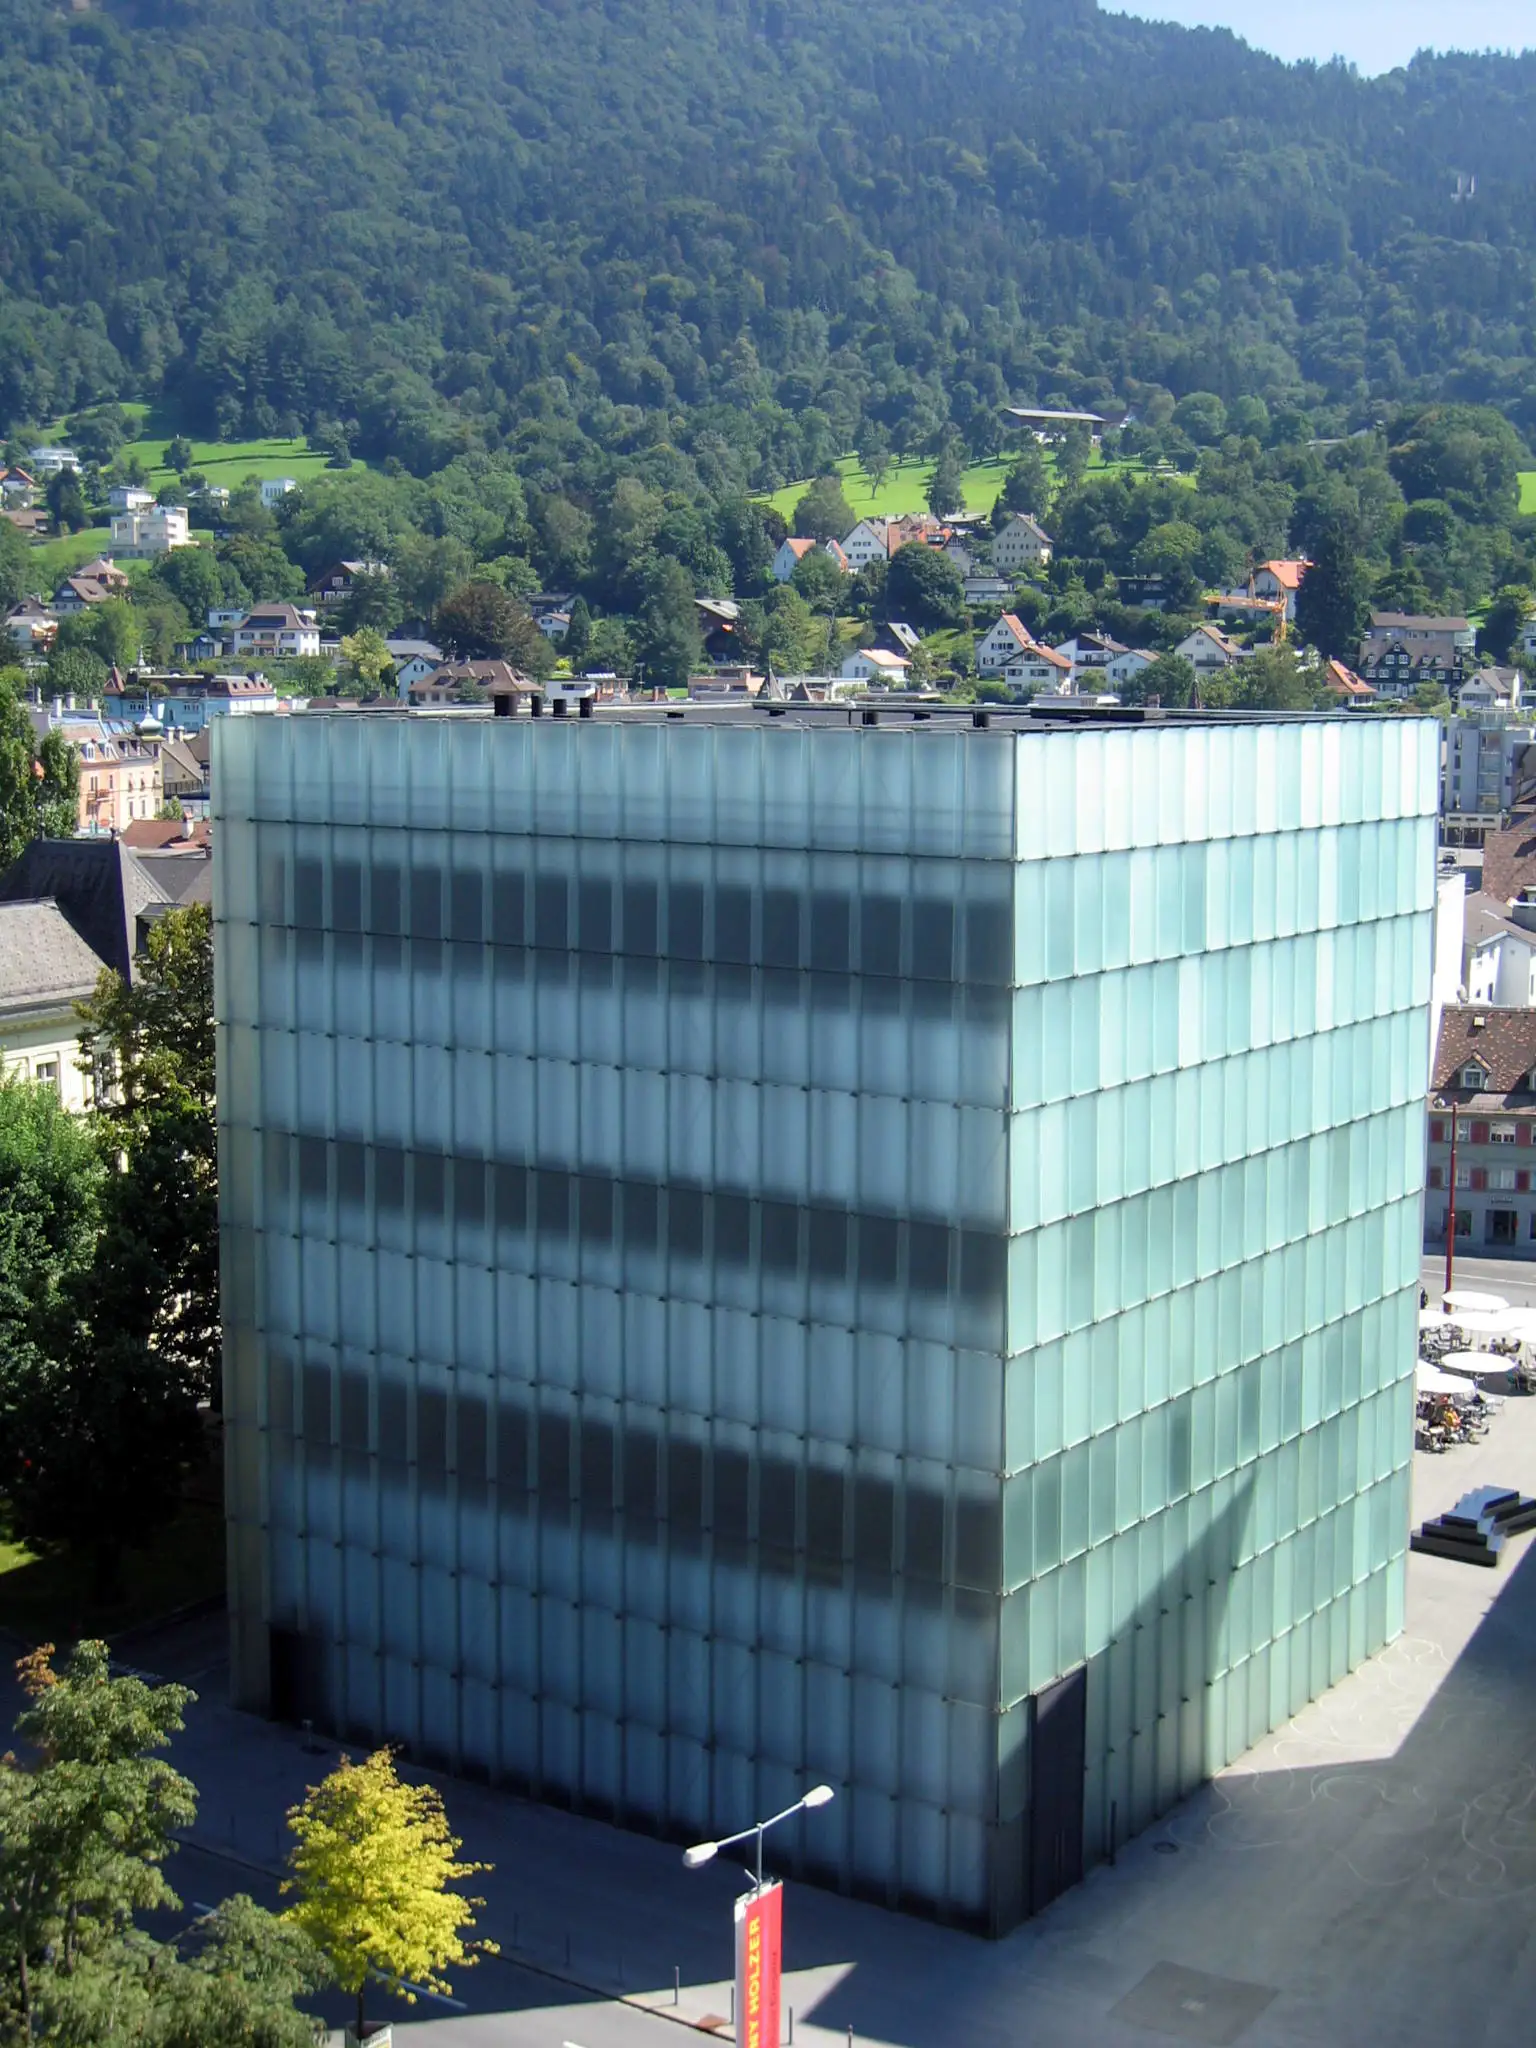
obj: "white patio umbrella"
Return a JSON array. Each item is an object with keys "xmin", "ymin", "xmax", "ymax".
[
  {"xmin": 1419, "ymin": 1309, "xmax": 1459, "ymax": 1332},
  {"xmin": 1442, "ymin": 1290, "xmax": 1510, "ymax": 1313},
  {"xmin": 1418, "ymin": 1362, "xmax": 1475, "ymax": 1397},
  {"xmin": 1447, "ymin": 1308, "xmax": 1521, "ymax": 1339},
  {"xmin": 1440, "ymin": 1349, "xmax": 1512, "ymax": 1379}
]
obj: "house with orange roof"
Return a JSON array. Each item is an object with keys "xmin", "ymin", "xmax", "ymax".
[
  {"xmin": 1324, "ymin": 659, "xmax": 1376, "ymax": 706},
  {"xmin": 1252, "ymin": 560, "xmax": 1309, "ymax": 620},
  {"xmin": 975, "ymin": 611, "xmax": 1038, "ymax": 673}
]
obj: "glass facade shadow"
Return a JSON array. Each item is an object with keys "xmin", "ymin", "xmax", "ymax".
[{"xmin": 214, "ymin": 709, "xmax": 1439, "ymax": 1933}]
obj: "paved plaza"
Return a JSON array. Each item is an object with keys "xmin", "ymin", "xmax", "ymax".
[{"xmin": 68, "ymin": 1258, "xmax": 1536, "ymax": 2046}]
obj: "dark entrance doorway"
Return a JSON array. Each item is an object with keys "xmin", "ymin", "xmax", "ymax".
[{"xmin": 1030, "ymin": 1665, "xmax": 1087, "ymax": 1915}]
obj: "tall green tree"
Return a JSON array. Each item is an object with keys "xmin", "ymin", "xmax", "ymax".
[
  {"xmin": 45, "ymin": 470, "xmax": 87, "ymax": 535},
  {"xmin": 791, "ymin": 475, "xmax": 856, "ymax": 543},
  {"xmin": 1478, "ymin": 585, "xmax": 1533, "ymax": 663},
  {"xmin": 885, "ymin": 542, "xmax": 966, "ymax": 628},
  {"xmin": 1294, "ymin": 517, "xmax": 1372, "ymax": 661},
  {"xmin": 925, "ymin": 447, "xmax": 966, "ymax": 520},
  {"xmin": 632, "ymin": 556, "xmax": 703, "ymax": 689},
  {"xmin": 0, "ymin": 519, "xmax": 29, "ymax": 611},
  {"xmin": 435, "ymin": 581, "xmax": 542, "ymax": 664},
  {"xmin": 0, "ymin": 1642, "xmax": 328, "ymax": 2046},
  {"xmin": 6, "ymin": 908, "xmax": 218, "ymax": 1597},
  {"xmin": 0, "ymin": 676, "xmax": 80, "ymax": 862}
]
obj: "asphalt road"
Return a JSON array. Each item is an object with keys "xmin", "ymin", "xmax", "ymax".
[
  {"xmin": 161, "ymin": 1841, "xmax": 685, "ymax": 2048},
  {"xmin": 1420, "ymin": 1248, "xmax": 1536, "ymax": 1308}
]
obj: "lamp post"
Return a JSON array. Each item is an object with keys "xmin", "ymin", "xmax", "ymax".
[{"xmin": 683, "ymin": 1786, "xmax": 834, "ymax": 2048}]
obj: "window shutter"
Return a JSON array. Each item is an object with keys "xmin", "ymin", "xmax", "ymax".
[
  {"xmin": 1518, "ymin": 1171, "xmax": 1531, "ymax": 1194},
  {"xmin": 1472, "ymin": 1121, "xmax": 1491, "ymax": 1145},
  {"xmin": 1428, "ymin": 1166, "xmax": 1444, "ymax": 1189},
  {"xmin": 1520, "ymin": 1123, "xmax": 1533, "ymax": 1147},
  {"xmin": 1430, "ymin": 1118, "xmax": 1446, "ymax": 1144},
  {"xmin": 1470, "ymin": 1167, "xmax": 1488, "ymax": 1191}
]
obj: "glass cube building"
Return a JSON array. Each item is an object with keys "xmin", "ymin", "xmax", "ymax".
[{"xmin": 215, "ymin": 705, "xmax": 1438, "ymax": 1933}]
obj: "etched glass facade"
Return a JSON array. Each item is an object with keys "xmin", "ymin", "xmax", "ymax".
[{"xmin": 215, "ymin": 709, "xmax": 1438, "ymax": 1932}]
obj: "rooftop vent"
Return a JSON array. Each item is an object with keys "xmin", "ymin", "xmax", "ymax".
[{"xmin": 1472, "ymin": 1014, "xmax": 1489, "ymax": 1029}]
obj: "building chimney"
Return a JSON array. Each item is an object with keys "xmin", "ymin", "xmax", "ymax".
[{"xmin": 181, "ymin": 815, "xmax": 194, "ymax": 840}]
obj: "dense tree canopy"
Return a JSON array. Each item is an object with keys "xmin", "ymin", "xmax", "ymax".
[{"xmin": 5, "ymin": 0, "xmax": 1536, "ymax": 498}]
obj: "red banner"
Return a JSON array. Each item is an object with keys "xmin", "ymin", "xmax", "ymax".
[{"xmin": 734, "ymin": 1881, "xmax": 782, "ymax": 2048}]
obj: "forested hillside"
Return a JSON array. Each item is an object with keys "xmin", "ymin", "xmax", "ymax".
[{"xmin": 3, "ymin": 0, "xmax": 1536, "ymax": 492}]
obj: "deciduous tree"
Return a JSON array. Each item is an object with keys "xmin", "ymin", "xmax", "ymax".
[
  {"xmin": 1294, "ymin": 517, "xmax": 1371, "ymax": 661},
  {"xmin": 0, "ymin": 676, "xmax": 79, "ymax": 862},
  {"xmin": 284, "ymin": 1750, "xmax": 491, "ymax": 2042},
  {"xmin": 791, "ymin": 475, "xmax": 855, "ymax": 543}
]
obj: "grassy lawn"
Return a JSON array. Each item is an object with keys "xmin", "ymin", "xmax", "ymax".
[
  {"xmin": 24, "ymin": 527, "xmax": 116, "ymax": 587},
  {"xmin": 134, "ymin": 434, "xmax": 333, "ymax": 493},
  {"xmin": 764, "ymin": 448, "xmax": 1178, "ymax": 523},
  {"xmin": 0, "ymin": 1500, "xmax": 225, "ymax": 1645},
  {"xmin": 1520, "ymin": 471, "xmax": 1536, "ymax": 515}
]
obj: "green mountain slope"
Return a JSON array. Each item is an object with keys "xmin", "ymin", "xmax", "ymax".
[{"xmin": 4, "ymin": 0, "xmax": 1536, "ymax": 490}]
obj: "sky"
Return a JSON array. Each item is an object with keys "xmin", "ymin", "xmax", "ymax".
[{"xmin": 1110, "ymin": 0, "xmax": 1533, "ymax": 74}]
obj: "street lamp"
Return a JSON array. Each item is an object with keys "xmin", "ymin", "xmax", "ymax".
[{"xmin": 683, "ymin": 1786, "xmax": 835, "ymax": 2048}]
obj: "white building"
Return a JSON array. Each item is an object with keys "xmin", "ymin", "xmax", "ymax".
[
  {"xmin": 231, "ymin": 604, "xmax": 321, "ymax": 659},
  {"xmin": 839, "ymin": 648, "xmax": 911, "ymax": 685},
  {"xmin": 974, "ymin": 613, "xmax": 1036, "ymax": 674},
  {"xmin": 991, "ymin": 514, "xmax": 1053, "ymax": 574},
  {"xmin": 1458, "ymin": 667, "xmax": 1522, "ymax": 714},
  {"xmin": 108, "ymin": 485, "xmax": 155, "ymax": 512},
  {"xmin": 1443, "ymin": 714, "xmax": 1536, "ymax": 817},
  {"xmin": 1103, "ymin": 648, "xmax": 1155, "ymax": 689},
  {"xmin": 839, "ymin": 520, "xmax": 893, "ymax": 571},
  {"xmin": 27, "ymin": 446, "xmax": 79, "ymax": 475},
  {"xmin": 536, "ymin": 611, "xmax": 572, "ymax": 642},
  {"xmin": 109, "ymin": 505, "xmax": 192, "ymax": 557},
  {"xmin": 1463, "ymin": 891, "xmax": 1536, "ymax": 1008},
  {"xmin": 1175, "ymin": 624, "xmax": 1244, "ymax": 675},
  {"xmin": 771, "ymin": 537, "xmax": 818, "ymax": 583},
  {"xmin": 1001, "ymin": 645, "xmax": 1074, "ymax": 694},
  {"xmin": 260, "ymin": 477, "xmax": 299, "ymax": 508}
]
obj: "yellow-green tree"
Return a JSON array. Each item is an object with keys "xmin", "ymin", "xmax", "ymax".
[{"xmin": 282, "ymin": 1749, "xmax": 491, "ymax": 2041}]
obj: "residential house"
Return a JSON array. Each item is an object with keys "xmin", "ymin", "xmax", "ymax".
[
  {"xmin": 109, "ymin": 504, "xmax": 192, "ymax": 558},
  {"xmin": 0, "ymin": 835, "xmax": 184, "ymax": 985},
  {"xmin": 103, "ymin": 671, "xmax": 277, "ymax": 732},
  {"xmin": 839, "ymin": 648, "xmax": 911, "ymax": 685},
  {"xmin": 26, "ymin": 447, "xmax": 79, "ymax": 476},
  {"xmin": 991, "ymin": 514, "xmax": 1053, "ymax": 574},
  {"xmin": 963, "ymin": 572, "xmax": 1012, "ymax": 608},
  {"xmin": 408, "ymin": 660, "xmax": 531, "ymax": 705},
  {"xmin": 1357, "ymin": 612, "xmax": 1475, "ymax": 696},
  {"xmin": 308, "ymin": 559, "xmax": 388, "ymax": 606},
  {"xmin": 694, "ymin": 598, "xmax": 742, "ymax": 665},
  {"xmin": 1459, "ymin": 667, "xmax": 1522, "ymax": 713},
  {"xmin": 1053, "ymin": 632, "xmax": 1129, "ymax": 681},
  {"xmin": 1324, "ymin": 659, "xmax": 1376, "ymax": 707},
  {"xmin": 231, "ymin": 605, "xmax": 321, "ymax": 660},
  {"xmin": 881, "ymin": 622, "xmax": 921, "ymax": 655},
  {"xmin": 1103, "ymin": 648, "xmax": 1156, "ymax": 690},
  {"xmin": 58, "ymin": 721, "xmax": 164, "ymax": 835},
  {"xmin": 259, "ymin": 477, "xmax": 299, "ymax": 509},
  {"xmin": 1462, "ymin": 893, "xmax": 1536, "ymax": 1009},
  {"xmin": 0, "ymin": 466, "xmax": 36, "ymax": 506},
  {"xmin": 687, "ymin": 666, "xmax": 765, "ymax": 701},
  {"xmin": 526, "ymin": 593, "xmax": 576, "ymax": 620},
  {"xmin": 839, "ymin": 520, "xmax": 894, "ymax": 571},
  {"xmin": 0, "ymin": 900, "xmax": 110, "ymax": 1110},
  {"xmin": 536, "ymin": 610, "xmax": 572, "ymax": 642},
  {"xmin": 942, "ymin": 539, "xmax": 977, "ymax": 576},
  {"xmin": 1001, "ymin": 644, "xmax": 1074, "ymax": 695},
  {"xmin": 108, "ymin": 485, "xmax": 154, "ymax": 513},
  {"xmin": 52, "ymin": 558, "xmax": 130, "ymax": 614},
  {"xmin": 122, "ymin": 817, "xmax": 212, "ymax": 853},
  {"xmin": 1175, "ymin": 624, "xmax": 1244, "ymax": 675},
  {"xmin": 1, "ymin": 508, "xmax": 48, "ymax": 540},
  {"xmin": 771, "ymin": 536, "xmax": 848, "ymax": 583},
  {"xmin": 5, "ymin": 601, "xmax": 57, "ymax": 654},
  {"xmin": 156, "ymin": 733, "xmax": 209, "ymax": 809},
  {"xmin": 974, "ymin": 612, "xmax": 1037, "ymax": 674},
  {"xmin": 1425, "ymin": 1008, "xmax": 1536, "ymax": 1249},
  {"xmin": 388, "ymin": 644, "xmax": 445, "ymax": 699},
  {"xmin": 1250, "ymin": 560, "xmax": 1309, "ymax": 621}
]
